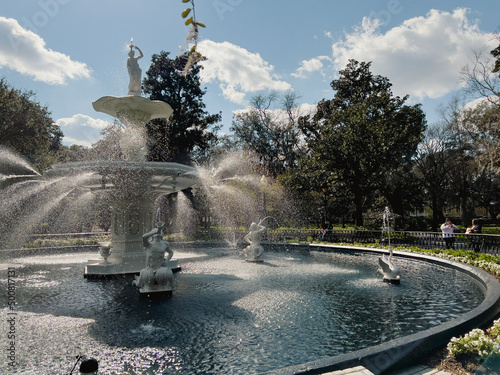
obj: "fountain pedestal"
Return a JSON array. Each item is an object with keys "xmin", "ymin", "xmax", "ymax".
[
  {"xmin": 56, "ymin": 43, "xmax": 199, "ymax": 280},
  {"xmin": 48, "ymin": 161, "xmax": 197, "ymax": 277},
  {"xmin": 85, "ymin": 197, "xmax": 157, "ymax": 277}
]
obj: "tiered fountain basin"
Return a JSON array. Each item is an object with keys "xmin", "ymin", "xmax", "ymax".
[
  {"xmin": 47, "ymin": 160, "xmax": 198, "ymax": 277},
  {"xmin": 92, "ymin": 95, "xmax": 174, "ymax": 124},
  {"xmin": 2, "ymin": 243, "xmax": 499, "ymax": 374}
]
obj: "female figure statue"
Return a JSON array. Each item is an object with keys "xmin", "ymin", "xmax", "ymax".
[{"xmin": 127, "ymin": 44, "xmax": 144, "ymax": 96}]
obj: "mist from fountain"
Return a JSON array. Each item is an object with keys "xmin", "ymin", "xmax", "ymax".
[
  {"xmin": 194, "ymin": 152, "xmax": 297, "ymax": 238},
  {"xmin": 0, "ymin": 146, "xmax": 40, "ymax": 176},
  {"xmin": 172, "ymin": 191, "xmax": 197, "ymax": 239},
  {"xmin": 0, "ymin": 172, "xmax": 96, "ymax": 249}
]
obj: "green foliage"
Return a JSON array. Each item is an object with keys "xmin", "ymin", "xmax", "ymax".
[
  {"xmin": 492, "ymin": 41, "xmax": 500, "ymax": 74},
  {"xmin": 179, "ymin": 0, "xmax": 206, "ymax": 74},
  {"xmin": 24, "ymin": 236, "xmax": 109, "ymax": 248},
  {"xmin": 299, "ymin": 60, "xmax": 426, "ymax": 226},
  {"xmin": 142, "ymin": 52, "xmax": 221, "ymax": 164},
  {"xmin": 0, "ymin": 78, "xmax": 63, "ymax": 171}
]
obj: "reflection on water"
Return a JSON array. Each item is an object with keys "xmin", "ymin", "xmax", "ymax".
[{"xmin": 0, "ymin": 249, "xmax": 484, "ymax": 374}]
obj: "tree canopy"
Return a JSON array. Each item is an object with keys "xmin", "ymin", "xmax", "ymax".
[
  {"xmin": 0, "ymin": 78, "xmax": 63, "ymax": 171},
  {"xmin": 299, "ymin": 60, "xmax": 427, "ymax": 226},
  {"xmin": 142, "ymin": 52, "xmax": 221, "ymax": 164},
  {"xmin": 230, "ymin": 91, "xmax": 307, "ymax": 178}
]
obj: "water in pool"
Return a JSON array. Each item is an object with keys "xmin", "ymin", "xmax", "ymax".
[{"xmin": 0, "ymin": 248, "xmax": 484, "ymax": 374}]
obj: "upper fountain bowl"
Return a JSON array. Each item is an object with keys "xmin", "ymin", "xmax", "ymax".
[{"xmin": 92, "ymin": 96, "xmax": 173, "ymax": 125}]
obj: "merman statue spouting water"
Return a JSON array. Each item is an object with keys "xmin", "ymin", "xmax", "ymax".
[
  {"xmin": 242, "ymin": 217, "xmax": 272, "ymax": 262},
  {"xmin": 378, "ymin": 206, "xmax": 401, "ymax": 284},
  {"xmin": 133, "ymin": 221, "xmax": 174, "ymax": 297}
]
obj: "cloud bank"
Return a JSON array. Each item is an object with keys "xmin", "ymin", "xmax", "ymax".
[
  {"xmin": 298, "ymin": 8, "xmax": 497, "ymax": 100},
  {"xmin": 0, "ymin": 17, "xmax": 91, "ymax": 85},
  {"xmin": 56, "ymin": 114, "xmax": 110, "ymax": 147},
  {"xmin": 198, "ymin": 40, "xmax": 291, "ymax": 104}
]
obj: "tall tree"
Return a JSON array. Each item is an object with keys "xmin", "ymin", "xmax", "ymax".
[
  {"xmin": 413, "ymin": 126, "xmax": 455, "ymax": 231},
  {"xmin": 231, "ymin": 91, "xmax": 307, "ymax": 178},
  {"xmin": 0, "ymin": 78, "xmax": 62, "ymax": 171},
  {"xmin": 460, "ymin": 100, "xmax": 500, "ymax": 222},
  {"xmin": 300, "ymin": 60, "xmax": 426, "ymax": 226},
  {"xmin": 142, "ymin": 52, "xmax": 221, "ymax": 164},
  {"xmin": 461, "ymin": 44, "xmax": 500, "ymax": 105}
]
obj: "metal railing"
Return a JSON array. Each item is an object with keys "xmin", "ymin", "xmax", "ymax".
[
  {"xmin": 193, "ymin": 228, "xmax": 500, "ymax": 254},
  {"xmin": 25, "ymin": 228, "xmax": 500, "ymax": 254}
]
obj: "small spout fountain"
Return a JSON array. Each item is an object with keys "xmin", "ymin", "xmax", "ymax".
[
  {"xmin": 378, "ymin": 206, "xmax": 401, "ymax": 284},
  {"xmin": 47, "ymin": 41, "xmax": 198, "ymax": 277},
  {"xmin": 242, "ymin": 217, "xmax": 269, "ymax": 262}
]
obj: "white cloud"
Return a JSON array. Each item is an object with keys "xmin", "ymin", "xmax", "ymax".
[
  {"xmin": 56, "ymin": 114, "xmax": 110, "ymax": 147},
  {"xmin": 197, "ymin": 40, "xmax": 291, "ymax": 104},
  {"xmin": 0, "ymin": 17, "xmax": 91, "ymax": 85},
  {"xmin": 330, "ymin": 8, "xmax": 497, "ymax": 100},
  {"xmin": 292, "ymin": 56, "xmax": 330, "ymax": 78}
]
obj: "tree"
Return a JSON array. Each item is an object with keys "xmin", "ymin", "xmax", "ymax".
[
  {"xmin": 461, "ymin": 43, "xmax": 500, "ymax": 105},
  {"xmin": 0, "ymin": 78, "xmax": 63, "ymax": 171},
  {"xmin": 460, "ymin": 100, "xmax": 500, "ymax": 222},
  {"xmin": 142, "ymin": 52, "xmax": 221, "ymax": 164},
  {"xmin": 413, "ymin": 126, "xmax": 456, "ymax": 231},
  {"xmin": 231, "ymin": 91, "xmax": 308, "ymax": 178},
  {"xmin": 461, "ymin": 100, "xmax": 500, "ymax": 171},
  {"xmin": 491, "ymin": 36, "xmax": 500, "ymax": 74},
  {"xmin": 299, "ymin": 60, "xmax": 426, "ymax": 226}
]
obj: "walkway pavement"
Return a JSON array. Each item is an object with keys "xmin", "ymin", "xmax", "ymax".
[{"xmin": 320, "ymin": 365, "xmax": 453, "ymax": 375}]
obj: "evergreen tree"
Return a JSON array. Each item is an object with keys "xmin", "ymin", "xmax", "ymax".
[
  {"xmin": 299, "ymin": 60, "xmax": 426, "ymax": 226},
  {"xmin": 142, "ymin": 52, "xmax": 221, "ymax": 164}
]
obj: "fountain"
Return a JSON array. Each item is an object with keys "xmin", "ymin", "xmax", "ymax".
[
  {"xmin": 47, "ymin": 42, "xmax": 198, "ymax": 278},
  {"xmin": 2, "ymin": 43, "xmax": 500, "ymax": 375},
  {"xmin": 0, "ymin": 246, "xmax": 494, "ymax": 374},
  {"xmin": 378, "ymin": 206, "xmax": 401, "ymax": 284}
]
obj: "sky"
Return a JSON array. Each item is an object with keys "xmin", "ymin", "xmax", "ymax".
[{"xmin": 1, "ymin": 0, "xmax": 499, "ymax": 147}]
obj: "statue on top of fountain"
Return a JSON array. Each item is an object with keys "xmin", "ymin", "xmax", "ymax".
[
  {"xmin": 92, "ymin": 40, "xmax": 173, "ymax": 126},
  {"xmin": 127, "ymin": 43, "xmax": 143, "ymax": 96},
  {"xmin": 133, "ymin": 221, "xmax": 174, "ymax": 296},
  {"xmin": 242, "ymin": 218, "xmax": 267, "ymax": 262}
]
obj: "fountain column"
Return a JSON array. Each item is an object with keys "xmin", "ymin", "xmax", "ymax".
[
  {"xmin": 76, "ymin": 42, "xmax": 198, "ymax": 278},
  {"xmin": 106, "ymin": 197, "xmax": 155, "ymax": 265}
]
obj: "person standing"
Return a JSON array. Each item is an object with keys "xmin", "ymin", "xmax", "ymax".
[
  {"xmin": 441, "ymin": 218, "xmax": 459, "ymax": 250},
  {"xmin": 466, "ymin": 219, "xmax": 482, "ymax": 252}
]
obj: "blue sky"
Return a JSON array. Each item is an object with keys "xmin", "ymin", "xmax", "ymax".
[{"xmin": 1, "ymin": 0, "xmax": 499, "ymax": 147}]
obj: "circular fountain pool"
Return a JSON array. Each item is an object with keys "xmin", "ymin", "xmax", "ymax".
[{"xmin": 0, "ymin": 248, "xmax": 487, "ymax": 374}]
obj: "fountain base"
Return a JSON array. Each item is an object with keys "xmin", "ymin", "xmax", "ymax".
[
  {"xmin": 138, "ymin": 285, "xmax": 173, "ymax": 299},
  {"xmin": 84, "ymin": 258, "xmax": 179, "ymax": 278},
  {"xmin": 383, "ymin": 276, "xmax": 401, "ymax": 285}
]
